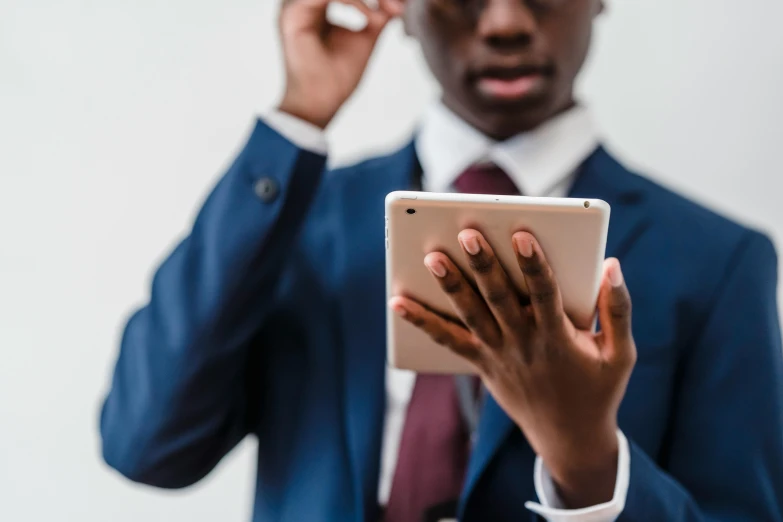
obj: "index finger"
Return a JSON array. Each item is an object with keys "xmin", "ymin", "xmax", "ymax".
[{"xmin": 512, "ymin": 231, "xmax": 565, "ymax": 330}]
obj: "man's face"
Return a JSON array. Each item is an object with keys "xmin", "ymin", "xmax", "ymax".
[{"xmin": 404, "ymin": 0, "xmax": 602, "ymax": 140}]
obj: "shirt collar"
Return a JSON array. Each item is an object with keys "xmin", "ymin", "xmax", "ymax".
[{"xmin": 414, "ymin": 102, "xmax": 601, "ymax": 196}]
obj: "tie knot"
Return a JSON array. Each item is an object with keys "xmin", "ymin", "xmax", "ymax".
[{"xmin": 452, "ymin": 163, "xmax": 520, "ymax": 196}]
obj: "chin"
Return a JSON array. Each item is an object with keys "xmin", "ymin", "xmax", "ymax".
[
  {"xmin": 470, "ymin": 86, "xmax": 574, "ymax": 139},
  {"xmin": 443, "ymin": 87, "xmax": 564, "ymax": 140},
  {"xmin": 474, "ymin": 101, "xmax": 556, "ymax": 139}
]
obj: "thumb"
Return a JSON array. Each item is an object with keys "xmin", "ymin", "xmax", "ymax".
[{"xmin": 597, "ymin": 258, "xmax": 636, "ymax": 364}]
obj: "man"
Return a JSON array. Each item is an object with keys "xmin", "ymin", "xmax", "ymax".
[{"xmin": 100, "ymin": 0, "xmax": 783, "ymax": 520}]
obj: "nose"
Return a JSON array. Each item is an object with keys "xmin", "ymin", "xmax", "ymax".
[{"xmin": 477, "ymin": 0, "xmax": 536, "ymax": 49}]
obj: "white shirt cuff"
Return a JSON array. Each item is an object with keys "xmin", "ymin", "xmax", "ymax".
[
  {"xmin": 525, "ymin": 430, "xmax": 630, "ymax": 522},
  {"xmin": 262, "ymin": 110, "xmax": 328, "ymax": 155}
]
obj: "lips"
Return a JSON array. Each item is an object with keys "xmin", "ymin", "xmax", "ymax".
[
  {"xmin": 476, "ymin": 75, "xmax": 544, "ymax": 99},
  {"xmin": 471, "ymin": 64, "xmax": 553, "ymax": 101}
]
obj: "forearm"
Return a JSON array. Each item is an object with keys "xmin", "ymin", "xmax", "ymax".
[
  {"xmin": 532, "ymin": 441, "xmax": 717, "ymax": 522},
  {"xmin": 100, "ymin": 119, "xmax": 327, "ymax": 487}
]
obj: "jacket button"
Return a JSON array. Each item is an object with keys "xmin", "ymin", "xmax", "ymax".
[{"xmin": 254, "ymin": 177, "xmax": 279, "ymax": 203}]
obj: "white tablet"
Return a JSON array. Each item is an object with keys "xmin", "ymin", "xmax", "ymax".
[{"xmin": 385, "ymin": 191, "xmax": 611, "ymax": 374}]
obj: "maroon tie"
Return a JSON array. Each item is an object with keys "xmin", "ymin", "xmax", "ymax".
[
  {"xmin": 453, "ymin": 163, "xmax": 521, "ymax": 196},
  {"xmin": 383, "ymin": 164, "xmax": 520, "ymax": 522}
]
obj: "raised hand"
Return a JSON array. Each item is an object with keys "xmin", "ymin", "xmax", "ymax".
[{"xmin": 277, "ymin": 0, "xmax": 400, "ymax": 128}]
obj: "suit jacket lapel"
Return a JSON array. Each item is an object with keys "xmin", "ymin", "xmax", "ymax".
[
  {"xmin": 339, "ymin": 142, "xmax": 420, "ymax": 522},
  {"xmin": 459, "ymin": 146, "xmax": 651, "ymax": 515}
]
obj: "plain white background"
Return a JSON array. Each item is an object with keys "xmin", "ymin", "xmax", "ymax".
[{"xmin": 1, "ymin": 1, "xmax": 782, "ymax": 520}]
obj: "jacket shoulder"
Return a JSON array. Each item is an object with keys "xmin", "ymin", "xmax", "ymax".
[{"xmin": 608, "ymin": 152, "xmax": 771, "ymax": 254}]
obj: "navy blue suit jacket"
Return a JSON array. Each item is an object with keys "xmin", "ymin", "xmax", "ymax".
[{"xmin": 101, "ymin": 120, "xmax": 783, "ymax": 521}]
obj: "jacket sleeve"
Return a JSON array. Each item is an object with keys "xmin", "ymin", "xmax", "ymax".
[
  {"xmin": 620, "ymin": 231, "xmax": 783, "ymax": 521},
  {"xmin": 99, "ymin": 119, "xmax": 328, "ymax": 488}
]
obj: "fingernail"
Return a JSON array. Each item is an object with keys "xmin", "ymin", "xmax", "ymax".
[
  {"xmin": 609, "ymin": 262, "xmax": 624, "ymax": 287},
  {"xmin": 514, "ymin": 235, "xmax": 533, "ymax": 258},
  {"xmin": 424, "ymin": 257, "xmax": 447, "ymax": 278},
  {"xmin": 389, "ymin": 300, "xmax": 408, "ymax": 318},
  {"xmin": 460, "ymin": 235, "xmax": 481, "ymax": 255}
]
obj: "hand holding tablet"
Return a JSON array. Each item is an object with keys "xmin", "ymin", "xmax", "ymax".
[
  {"xmin": 385, "ymin": 190, "xmax": 637, "ymax": 508},
  {"xmin": 385, "ymin": 190, "xmax": 611, "ymax": 374}
]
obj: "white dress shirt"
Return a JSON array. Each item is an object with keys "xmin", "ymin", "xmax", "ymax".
[{"xmin": 263, "ymin": 102, "xmax": 630, "ymax": 521}]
